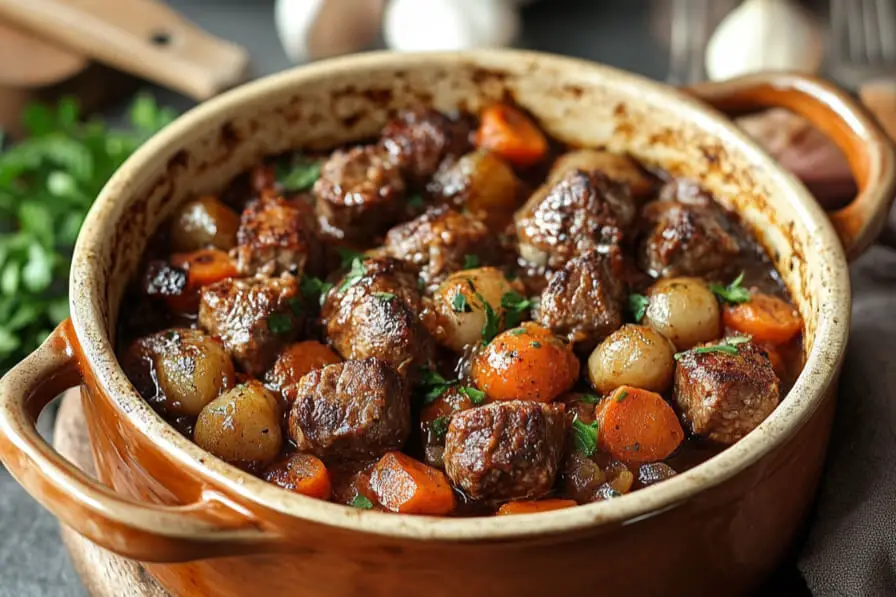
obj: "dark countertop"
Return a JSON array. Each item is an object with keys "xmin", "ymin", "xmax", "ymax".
[{"xmin": 0, "ymin": 1, "xmax": 800, "ymax": 596}]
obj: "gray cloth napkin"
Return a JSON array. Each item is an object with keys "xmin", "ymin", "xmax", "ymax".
[{"xmin": 798, "ymin": 245, "xmax": 896, "ymax": 596}]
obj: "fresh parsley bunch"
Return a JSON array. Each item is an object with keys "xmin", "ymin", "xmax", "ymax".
[{"xmin": 0, "ymin": 95, "xmax": 176, "ymax": 373}]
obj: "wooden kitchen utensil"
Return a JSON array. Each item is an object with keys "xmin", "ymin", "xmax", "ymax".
[{"xmin": 0, "ymin": 0, "xmax": 250, "ymax": 103}]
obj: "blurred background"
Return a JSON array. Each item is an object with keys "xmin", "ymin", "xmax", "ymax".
[{"xmin": 0, "ymin": 1, "xmax": 893, "ymax": 596}]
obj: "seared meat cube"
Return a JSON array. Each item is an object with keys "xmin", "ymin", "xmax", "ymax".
[
  {"xmin": 322, "ymin": 257, "xmax": 434, "ymax": 374},
  {"xmin": 199, "ymin": 276, "xmax": 301, "ymax": 375},
  {"xmin": 313, "ymin": 145, "xmax": 406, "ymax": 241},
  {"xmin": 674, "ymin": 340, "xmax": 780, "ymax": 444},
  {"xmin": 232, "ymin": 193, "xmax": 319, "ymax": 276},
  {"xmin": 265, "ymin": 341, "xmax": 342, "ymax": 408},
  {"xmin": 384, "ymin": 205, "xmax": 496, "ymax": 289},
  {"xmin": 640, "ymin": 201, "xmax": 740, "ymax": 278},
  {"xmin": 380, "ymin": 108, "xmax": 473, "ymax": 183},
  {"xmin": 536, "ymin": 249, "xmax": 625, "ymax": 350},
  {"xmin": 515, "ymin": 169, "xmax": 636, "ymax": 271},
  {"xmin": 288, "ymin": 358, "xmax": 410, "ymax": 461},
  {"xmin": 443, "ymin": 401, "xmax": 569, "ymax": 501}
]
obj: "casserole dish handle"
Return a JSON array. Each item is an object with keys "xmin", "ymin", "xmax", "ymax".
[
  {"xmin": 0, "ymin": 320, "xmax": 280, "ymax": 562},
  {"xmin": 688, "ymin": 72, "xmax": 896, "ymax": 261}
]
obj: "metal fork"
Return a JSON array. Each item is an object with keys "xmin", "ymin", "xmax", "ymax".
[{"xmin": 830, "ymin": 0, "xmax": 896, "ymax": 89}]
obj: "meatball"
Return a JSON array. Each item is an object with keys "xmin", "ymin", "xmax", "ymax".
[
  {"xmin": 287, "ymin": 358, "xmax": 411, "ymax": 461},
  {"xmin": 384, "ymin": 205, "xmax": 496, "ymax": 289},
  {"xmin": 199, "ymin": 276, "xmax": 301, "ymax": 375},
  {"xmin": 120, "ymin": 328, "xmax": 235, "ymax": 417},
  {"xmin": 674, "ymin": 340, "xmax": 780, "ymax": 445},
  {"xmin": 443, "ymin": 401, "xmax": 569, "ymax": 501},
  {"xmin": 265, "ymin": 341, "xmax": 342, "ymax": 408},
  {"xmin": 639, "ymin": 201, "xmax": 740, "ymax": 278},
  {"xmin": 313, "ymin": 145, "xmax": 406, "ymax": 241},
  {"xmin": 380, "ymin": 108, "xmax": 473, "ymax": 183},
  {"xmin": 232, "ymin": 193, "xmax": 319, "ymax": 276},
  {"xmin": 322, "ymin": 257, "xmax": 434, "ymax": 374},
  {"xmin": 515, "ymin": 169, "xmax": 636, "ymax": 271},
  {"xmin": 536, "ymin": 249, "xmax": 625, "ymax": 350}
]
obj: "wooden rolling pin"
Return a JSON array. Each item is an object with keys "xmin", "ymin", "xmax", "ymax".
[{"xmin": 0, "ymin": 0, "xmax": 250, "ymax": 102}]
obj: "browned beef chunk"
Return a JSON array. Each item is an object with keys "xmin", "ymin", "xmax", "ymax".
[
  {"xmin": 380, "ymin": 108, "xmax": 473, "ymax": 183},
  {"xmin": 384, "ymin": 205, "xmax": 496, "ymax": 289},
  {"xmin": 232, "ymin": 193, "xmax": 319, "ymax": 276},
  {"xmin": 674, "ymin": 340, "xmax": 779, "ymax": 444},
  {"xmin": 313, "ymin": 145, "xmax": 406, "ymax": 241},
  {"xmin": 535, "ymin": 249, "xmax": 625, "ymax": 351},
  {"xmin": 515, "ymin": 169, "xmax": 636, "ymax": 271},
  {"xmin": 287, "ymin": 358, "xmax": 410, "ymax": 461},
  {"xmin": 322, "ymin": 257, "xmax": 433, "ymax": 374},
  {"xmin": 443, "ymin": 401, "xmax": 569, "ymax": 501},
  {"xmin": 639, "ymin": 201, "xmax": 740, "ymax": 278},
  {"xmin": 198, "ymin": 276, "xmax": 301, "ymax": 375}
]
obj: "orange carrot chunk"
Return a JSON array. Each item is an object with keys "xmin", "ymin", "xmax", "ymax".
[
  {"xmin": 369, "ymin": 452, "xmax": 456, "ymax": 515},
  {"xmin": 263, "ymin": 453, "xmax": 332, "ymax": 500},
  {"xmin": 476, "ymin": 104, "xmax": 548, "ymax": 167},
  {"xmin": 171, "ymin": 248, "xmax": 238, "ymax": 289},
  {"xmin": 723, "ymin": 292, "xmax": 802, "ymax": 345},
  {"xmin": 497, "ymin": 499, "xmax": 578, "ymax": 516},
  {"xmin": 471, "ymin": 323, "xmax": 579, "ymax": 403},
  {"xmin": 597, "ymin": 386, "xmax": 684, "ymax": 463}
]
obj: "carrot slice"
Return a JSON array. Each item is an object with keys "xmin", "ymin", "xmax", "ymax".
[
  {"xmin": 476, "ymin": 104, "xmax": 548, "ymax": 167},
  {"xmin": 597, "ymin": 386, "xmax": 684, "ymax": 463},
  {"xmin": 723, "ymin": 292, "xmax": 802, "ymax": 344},
  {"xmin": 263, "ymin": 453, "xmax": 332, "ymax": 500},
  {"xmin": 496, "ymin": 499, "xmax": 577, "ymax": 516},
  {"xmin": 369, "ymin": 452, "xmax": 456, "ymax": 515},
  {"xmin": 757, "ymin": 341, "xmax": 786, "ymax": 380},
  {"xmin": 472, "ymin": 323, "xmax": 579, "ymax": 403},
  {"xmin": 171, "ymin": 249, "xmax": 238, "ymax": 289}
]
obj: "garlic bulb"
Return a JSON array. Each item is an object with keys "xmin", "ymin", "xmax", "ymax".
[
  {"xmin": 275, "ymin": 0, "xmax": 384, "ymax": 63},
  {"xmin": 705, "ymin": 0, "xmax": 823, "ymax": 81},
  {"xmin": 384, "ymin": 0, "xmax": 521, "ymax": 52}
]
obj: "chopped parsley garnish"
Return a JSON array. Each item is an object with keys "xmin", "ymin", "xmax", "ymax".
[
  {"xmin": 407, "ymin": 194, "xmax": 424, "ymax": 208},
  {"xmin": 430, "ymin": 416, "xmax": 450, "ymax": 441},
  {"xmin": 615, "ymin": 389, "xmax": 628, "ymax": 403},
  {"xmin": 452, "ymin": 292, "xmax": 471, "ymax": 313},
  {"xmin": 579, "ymin": 393, "xmax": 600, "ymax": 404},
  {"xmin": 336, "ymin": 247, "xmax": 366, "ymax": 268},
  {"xmin": 510, "ymin": 328, "xmax": 526, "ymax": 336},
  {"xmin": 374, "ymin": 292, "xmax": 395, "ymax": 301},
  {"xmin": 338, "ymin": 258, "xmax": 367, "ymax": 292},
  {"xmin": 277, "ymin": 157, "xmax": 321, "ymax": 192},
  {"xmin": 477, "ymin": 292, "xmax": 501, "ymax": 345},
  {"xmin": 628, "ymin": 293, "xmax": 649, "ymax": 322},
  {"xmin": 709, "ymin": 272, "xmax": 750, "ymax": 305},
  {"xmin": 417, "ymin": 277, "xmax": 425, "ymax": 291},
  {"xmin": 350, "ymin": 495, "xmax": 374, "ymax": 510},
  {"xmin": 463, "ymin": 254, "xmax": 480, "ymax": 269},
  {"xmin": 288, "ymin": 297, "xmax": 303, "ymax": 316},
  {"xmin": 417, "ymin": 367, "xmax": 457, "ymax": 404},
  {"xmin": 458, "ymin": 386, "xmax": 486, "ymax": 405},
  {"xmin": 300, "ymin": 276, "xmax": 333, "ymax": 306},
  {"xmin": 267, "ymin": 312, "xmax": 293, "ymax": 335},
  {"xmin": 164, "ymin": 330, "xmax": 180, "ymax": 341},
  {"xmin": 500, "ymin": 290, "xmax": 532, "ymax": 328},
  {"xmin": 674, "ymin": 335, "xmax": 751, "ymax": 360},
  {"xmin": 530, "ymin": 341, "xmax": 542, "ymax": 348},
  {"xmin": 571, "ymin": 415, "xmax": 599, "ymax": 457}
]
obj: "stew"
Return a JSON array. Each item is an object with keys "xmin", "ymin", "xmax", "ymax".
[{"xmin": 118, "ymin": 104, "xmax": 803, "ymax": 516}]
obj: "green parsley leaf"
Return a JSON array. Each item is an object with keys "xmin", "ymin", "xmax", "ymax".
[
  {"xmin": 374, "ymin": 292, "xmax": 395, "ymax": 301},
  {"xmin": 509, "ymin": 327, "xmax": 526, "ymax": 336},
  {"xmin": 416, "ymin": 367, "xmax": 457, "ymax": 404},
  {"xmin": 530, "ymin": 341, "xmax": 542, "ymax": 348},
  {"xmin": 628, "ymin": 293, "xmax": 649, "ymax": 322},
  {"xmin": 338, "ymin": 258, "xmax": 367, "ymax": 292},
  {"xmin": 709, "ymin": 272, "xmax": 750, "ymax": 305},
  {"xmin": 350, "ymin": 495, "xmax": 374, "ymax": 510},
  {"xmin": 267, "ymin": 312, "xmax": 293, "ymax": 335},
  {"xmin": 458, "ymin": 386, "xmax": 486, "ymax": 405},
  {"xmin": 571, "ymin": 415, "xmax": 599, "ymax": 457},
  {"xmin": 451, "ymin": 292, "xmax": 471, "ymax": 313},
  {"xmin": 579, "ymin": 394, "xmax": 600, "ymax": 404},
  {"xmin": 615, "ymin": 389, "xmax": 628, "ymax": 403},
  {"xmin": 500, "ymin": 290, "xmax": 532, "ymax": 328},
  {"xmin": 462, "ymin": 254, "xmax": 479, "ymax": 269},
  {"xmin": 300, "ymin": 276, "xmax": 333, "ymax": 306},
  {"xmin": 430, "ymin": 416, "xmax": 450, "ymax": 441},
  {"xmin": 407, "ymin": 194, "xmax": 424, "ymax": 208},
  {"xmin": 674, "ymin": 335, "xmax": 751, "ymax": 360},
  {"xmin": 288, "ymin": 297, "xmax": 303, "ymax": 316},
  {"xmin": 277, "ymin": 157, "xmax": 321, "ymax": 192},
  {"xmin": 336, "ymin": 247, "xmax": 366, "ymax": 268},
  {"xmin": 477, "ymin": 292, "xmax": 501, "ymax": 345}
]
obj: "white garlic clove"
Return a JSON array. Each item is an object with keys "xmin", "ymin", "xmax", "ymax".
[
  {"xmin": 705, "ymin": 0, "xmax": 823, "ymax": 82},
  {"xmin": 275, "ymin": 0, "xmax": 384, "ymax": 63},
  {"xmin": 384, "ymin": 0, "xmax": 520, "ymax": 52}
]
